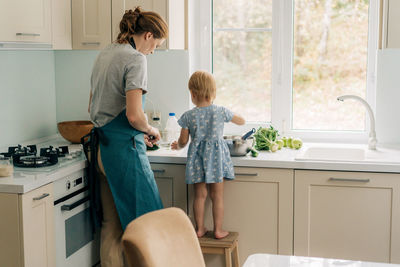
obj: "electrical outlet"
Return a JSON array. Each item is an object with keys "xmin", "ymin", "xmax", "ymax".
[{"xmin": 151, "ymin": 111, "xmax": 161, "ymax": 121}]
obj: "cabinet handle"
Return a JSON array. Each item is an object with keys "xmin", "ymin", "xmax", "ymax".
[
  {"xmin": 329, "ymin": 177, "xmax": 370, "ymax": 183},
  {"xmin": 235, "ymin": 173, "xmax": 258, "ymax": 177},
  {"xmin": 33, "ymin": 193, "xmax": 50, "ymax": 201},
  {"xmin": 16, "ymin": 32, "xmax": 40, "ymax": 37},
  {"xmin": 82, "ymin": 42, "xmax": 100, "ymax": 46},
  {"xmin": 152, "ymin": 169, "xmax": 166, "ymax": 173}
]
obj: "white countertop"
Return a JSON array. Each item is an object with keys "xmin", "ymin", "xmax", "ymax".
[
  {"xmin": 0, "ymin": 135, "xmax": 87, "ymax": 194},
  {"xmin": 242, "ymin": 254, "xmax": 400, "ymax": 267},
  {"xmin": 147, "ymin": 143, "xmax": 400, "ymax": 173},
  {"xmin": 1, "ymin": 135, "xmax": 399, "ymax": 194}
]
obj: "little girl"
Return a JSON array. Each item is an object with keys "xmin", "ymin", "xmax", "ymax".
[{"xmin": 171, "ymin": 71, "xmax": 245, "ymax": 239}]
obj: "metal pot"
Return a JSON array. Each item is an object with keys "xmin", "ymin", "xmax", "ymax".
[{"xmin": 224, "ymin": 136, "xmax": 254, "ymax": 157}]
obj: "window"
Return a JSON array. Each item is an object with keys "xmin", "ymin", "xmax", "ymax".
[
  {"xmin": 212, "ymin": 1, "xmax": 273, "ymax": 122},
  {"xmin": 293, "ymin": 0, "xmax": 370, "ymax": 131},
  {"xmin": 193, "ymin": 0, "xmax": 378, "ymax": 141}
]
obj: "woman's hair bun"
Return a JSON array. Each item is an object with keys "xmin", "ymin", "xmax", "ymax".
[
  {"xmin": 132, "ymin": 6, "xmax": 141, "ymax": 16},
  {"xmin": 116, "ymin": 6, "xmax": 168, "ymax": 44}
]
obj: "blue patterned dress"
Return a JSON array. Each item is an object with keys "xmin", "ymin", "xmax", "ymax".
[{"xmin": 178, "ymin": 104, "xmax": 235, "ymax": 184}]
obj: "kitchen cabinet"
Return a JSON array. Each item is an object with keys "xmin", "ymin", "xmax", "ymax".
[
  {"xmin": 52, "ymin": 0, "xmax": 72, "ymax": 49},
  {"xmin": 188, "ymin": 167, "xmax": 294, "ymax": 267},
  {"xmin": 151, "ymin": 163, "xmax": 187, "ymax": 212},
  {"xmin": 382, "ymin": 0, "xmax": 400, "ymax": 48},
  {"xmin": 71, "ymin": 0, "xmax": 112, "ymax": 50},
  {"xmin": 294, "ymin": 170, "xmax": 400, "ymax": 264},
  {"xmin": 0, "ymin": 0, "xmax": 52, "ymax": 44},
  {"xmin": 111, "ymin": 0, "xmax": 187, "ymax": 49},
  {"xmin": 0, "ymin": 183, "xmax": 55, "ymax": 267}
]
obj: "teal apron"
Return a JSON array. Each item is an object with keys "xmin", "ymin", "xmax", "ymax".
[{"xmin": 97, "ymin": 99, "xmax": 163, "ymax": 230}]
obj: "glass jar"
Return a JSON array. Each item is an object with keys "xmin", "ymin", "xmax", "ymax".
[{"xmin": 0, "ymin": 156, "xmax": 13, "ymax": 177}]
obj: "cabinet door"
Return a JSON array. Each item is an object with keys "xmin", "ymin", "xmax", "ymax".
[
  {"xmin": 20, "ymin": 183, "xmax": 55, "ymax": 267},
  {"xmin": 151, "ymin": 163, "xmax": 187, "ymax": 212},
  {"xmin": 0, "ymin": 194, "xmax": 22, "ymax": 267},
  {"xmin": 72, "ymin": 0, "xmax": 112, "ymax": 50},
  {"xmin": 0, "ymin": 0, "xmax": 52, "ymax": 43},
  {"xmin": 52, "ymin": 0, "xmax": 72, "ymax": 49},
  {"xmin": 386, "ymin": 0, "xmax": 400, "ymax": 48},
  {"xmin": 294, "ymin": 170, "xmax": 400, "ymax": 263},
  {"xmin": 189, "ymin": 167, "xmax": 294, "ymax": 267}
]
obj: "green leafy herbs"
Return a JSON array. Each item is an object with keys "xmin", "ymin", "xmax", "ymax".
[
  {"xmin": 146, "ymin": 144, "xmax": 160, "ymax": 151},
  {"xmin": 254, "ymin": 126, "xmax": 280, "ymax": 152}
]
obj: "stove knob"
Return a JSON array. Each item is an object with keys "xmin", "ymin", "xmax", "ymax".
[{"xmin": 66, "ymin": 181, "xmax": 71, "ymax": 190}]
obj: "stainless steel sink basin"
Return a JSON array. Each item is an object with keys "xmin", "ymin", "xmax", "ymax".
[{"xmin": 295, "ymin": 147, "xmax": 366, "ymax": 162}]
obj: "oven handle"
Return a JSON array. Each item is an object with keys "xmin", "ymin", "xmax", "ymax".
[
  {"xmin": 54, "ymin": 186, "xmax": 89, "ymax": 206},
  {"xmin": 61, "ymin": 196, "xmax": 90, "ymax": 211}
]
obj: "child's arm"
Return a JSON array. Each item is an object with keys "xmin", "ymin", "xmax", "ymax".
[
  {"xmin": 231, "ymin": 113, "xmax": 245, "ymax": 125},
  {"xmin": 171, "ymin": 128, "xmax": 190, "ymax": 150}
]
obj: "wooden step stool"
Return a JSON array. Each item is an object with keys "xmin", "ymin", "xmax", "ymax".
[{"xmin": 198, "ymin": 231, "xmax": 239, "ymax": 267}]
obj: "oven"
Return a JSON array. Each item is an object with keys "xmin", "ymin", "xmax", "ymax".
[{"xmin": 53, "ymin": 169, "xmax": 100, "ymax": 267}]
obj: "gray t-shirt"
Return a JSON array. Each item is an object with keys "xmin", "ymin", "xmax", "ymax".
[{"xmin": 89, "ymin": 43, "xmax": 147, "ymax": 127}]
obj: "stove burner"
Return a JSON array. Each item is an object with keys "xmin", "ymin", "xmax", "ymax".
[
  {"xmin": 13, "ymin": 154, "xmax": 58, "ymax": 168},
  {"xmin": 1, "ymin": 144, "xmax": 66, "ymax": 168},
  {"xmin": 40, "ymin": 146, "xmax": 69, "ymax": 158},
  {"xmin": 20, "ymin": 156, "xmax": 50, "ymax": 165},
  {"xmin": 0, "ymin": 145, "xmax": 37, "ymax": 158}
]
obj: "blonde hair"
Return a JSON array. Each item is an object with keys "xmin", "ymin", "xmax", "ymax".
[
  {"xmin": 116, "ymin": 7, "xmax": 168, "ymax": 44},
  {"xmin": 188, "ymin": 71, "xmax": 216, "ymax": 101}
]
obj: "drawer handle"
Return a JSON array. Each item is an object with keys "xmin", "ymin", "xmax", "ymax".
[
  {"xmin": 16, "ymin": 32, "xmax": 40, "ymax": 36},
  {"xmin": 329, "ymin": 177, "xmax": 370, "ymax": 183},
  {"xmin": 152, "ymin": 169, "xmax": 166, "ymax": 173},
  {"xmin": 235, "ymin": 173, "xmax": 258, "ymax": 177},
  {"xmin": 82, "ymin": 42, "xmax": 100, "ymax": 45},
  {"xmin": 33, "ymin": 193, "xmax": 50, "ymax": 201}
]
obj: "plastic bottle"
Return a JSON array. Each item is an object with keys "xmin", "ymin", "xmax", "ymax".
[{"xmin": 164, "ymin": 113, "xmax": 180, "ymax": 145}]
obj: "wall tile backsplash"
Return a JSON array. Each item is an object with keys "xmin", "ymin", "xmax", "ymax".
[{"xmin": 0, "ymin": 51, "xmax": 56, "ymax": 147}]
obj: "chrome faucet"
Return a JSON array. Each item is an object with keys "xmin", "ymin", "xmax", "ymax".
[{"xmin": 337, "ymin": 95, "xmax": 377, "ymax": 150}]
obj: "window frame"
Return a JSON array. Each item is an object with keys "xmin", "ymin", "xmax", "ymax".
[{"xmin": 191, "ymin": 0, "xmax": 379, "ymax": 143}]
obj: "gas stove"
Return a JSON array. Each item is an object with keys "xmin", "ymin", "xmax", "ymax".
[{"xmin": 1, "ymin": 144, "xmax": 83, "ymax": 171}]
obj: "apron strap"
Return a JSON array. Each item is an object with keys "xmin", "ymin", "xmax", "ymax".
[{"xmin": 81, "ymin": 128, "xmax": 103, "ymax": 231}]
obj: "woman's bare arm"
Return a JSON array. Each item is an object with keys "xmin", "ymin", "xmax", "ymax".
[{"xmin": 126, "ymin": 89, "xmax": 160, "ymax": 140}]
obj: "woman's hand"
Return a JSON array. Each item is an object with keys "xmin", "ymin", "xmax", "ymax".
[
  {"xmin": 144, "ymin": 135, "xmax": 155, "ymax": 147},
  {"xmin": 171, "ymin": 141, "xmax": 179, "ymax": 150},
  {"xmin": 146, "ymin": 126, "xmax": 161, "ymax": 143}
]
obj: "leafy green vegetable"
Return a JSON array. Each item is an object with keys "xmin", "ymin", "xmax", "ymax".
[
  {"xmin": 249, "ymin": 147, "xmax": 259, "ymax": 157},
  {"xmin": 254, "ymin": 126, "xmax": 280, "ymax": 152},
  {"xmin": 146, "ymin": 144, "xmax": 160, "ymax": 151}
]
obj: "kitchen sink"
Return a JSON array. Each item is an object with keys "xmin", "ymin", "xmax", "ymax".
[{"xmin": 295, "ymin": 146, "xmax": 366, "ymax": 162}]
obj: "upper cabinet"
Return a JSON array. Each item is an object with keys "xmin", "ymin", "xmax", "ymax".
[
  {"xmin": 52, "ymin": 0, "xmax": 72, "ymax": 49},
  {"xmin": 0, "ymin": 0, "xmax": 52, "ymax": 44},
  {"xmin": 0, "ymin": 0, "xmax": 186, "ymax": 50},
  {"xmin": 71, "ymin": 0, "xmax": 112, "ymax": 50},
  {"xmin": 111, "ymin": 0, "xmax": 187, "ymax": 50},
  {"xmin": 382, "ymin": 0, "xmax": 400, "ymax": 48}
]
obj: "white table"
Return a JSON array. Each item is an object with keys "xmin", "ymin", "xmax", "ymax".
[{"xmin": 243, "ymin": 254, "xmax": 400, "ymax": 267}]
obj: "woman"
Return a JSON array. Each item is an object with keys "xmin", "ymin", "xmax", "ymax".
[{"xmin": 87, "ymin": 7, "xmax": 168, "ymax": 267}]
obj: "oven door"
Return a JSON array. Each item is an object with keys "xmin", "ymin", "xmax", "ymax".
[{"xmin": 54, "ymin": 188, "xmax": 100, "ymax": 267}]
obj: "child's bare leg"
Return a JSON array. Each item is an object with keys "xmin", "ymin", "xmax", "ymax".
[
  {"xmin": 210, "ymin": 181, "xmax": 229, "ymax": 239},
  {"xmin": 193, "ymin": 182, "xmax": 208, "ymax": 238}
]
